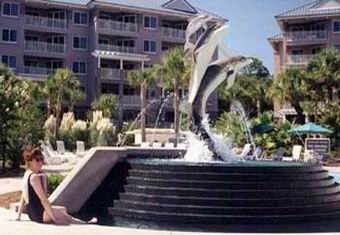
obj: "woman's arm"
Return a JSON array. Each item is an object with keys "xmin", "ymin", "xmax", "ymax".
[
  {"xmin": 16, "ymin": 194, "xmax": 25, "ymax": 220},
  {"xmin": 30, "ymin": 175, "xmax": 57, "ymax": 223}
]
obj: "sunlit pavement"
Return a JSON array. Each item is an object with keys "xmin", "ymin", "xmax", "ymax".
[{"xmin": 2, "ymin": 208, "xmax": 340, "ymax": 235}]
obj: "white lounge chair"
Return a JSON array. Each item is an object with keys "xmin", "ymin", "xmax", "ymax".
[
  {"xmin": 151, "ymin": 142, "xmax": 162, "ymax": 148},
  {"xmin": 164, "ymin": 142, "xmax": 175, "ymax": 148},
  {"xmin": 283, "ymin": 145, "xmax": 302, "ymax": 162},
  {"xmin": 141, "ymin": 142, "xmax": 150, "ymax": 148},
  {"xmin": 176, "ymin": 143, "xmax": 187, "ymax": 149},
  {"xmin": 253, "ymin": 146, "xmax": 263, "ymax": 160},
  {"xmin": 76, "ymin": 141, "xmax": 86, "ymax": 158},
  {"xmin": 240, "ymin": 143, "xmax": 252, "ymax": 159},
  {"xmin": 56, "ymin": 140, "xmax": 66, "ymax": 154}
]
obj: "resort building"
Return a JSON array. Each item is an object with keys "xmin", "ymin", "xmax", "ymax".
[
  {"xmin": 268, "ymin": 0, "xmax": 340, "ymax": 121},
  {"xmin": 0, "ymin": 0, "xmax": 223, "ymax": 124}
]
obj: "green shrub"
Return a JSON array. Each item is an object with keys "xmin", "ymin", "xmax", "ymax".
[{"xmin": 47, "ymin": 174, "xmax": 65, "ymax": 195}]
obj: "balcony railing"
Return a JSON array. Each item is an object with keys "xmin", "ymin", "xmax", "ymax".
[
  {"xmin": 25, "ymin": 41, "xmax": 66, "ymax": 54},
  {"xmin": 123, "ymin": 95, "xmax": 141, "ymax": 107},
  {"xmin": 25, "ymin": 15, "xmax": 66, "ymax": 29},
  {"xmin": 162, "ymin": 27, "xmax": 186, "ymax": 40},
  {"xmin": 286, "ymin": 30, "xmax": 327, "ymax": 43},
  {"xmin": 98, "ymin": 19, "xmax": 137, "ymax": 34},
  {"xmin": 100, "ymin": 68, "xmax": 128, "ymax": 80},
  {"xmin": 287, "ymin": 54, "xmax": 315, "ymax": 65},
  {"xmin": 23, "ymin": 66, "xmax": 55, "ymax": 76},
  {"xmin": 98, "ymin": 44, "xmax": 138, "ymax": 54}
]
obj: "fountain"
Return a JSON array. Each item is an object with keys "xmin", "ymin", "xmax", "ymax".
[{"xmin": 50, "ymin": 15, "xmax": 340, "ymax": 232}]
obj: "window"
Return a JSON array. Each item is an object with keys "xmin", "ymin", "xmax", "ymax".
[
  {"xmin": 2, "ymin": 2, "xmax": 19, "ymax": 17},
  {"xmin": 143, "ymin": 40, "xmax": 156, "ymax": 53},
  {"xmin": 2, "ymin": 29, "xmax": 17, "ymax": 43},
  {"xmin": 73, "ymin": 12, "xmax": 88, "ymax": 25},
  {"xmin": 117, "ymin": 15, "xmax": 136, "ymax": 23},
  {"xmin": 292, "ymin": 50, "xmax": 304, "ymax": 55},
  {"xmin": 144, "ymin": 16, "xmax": 157, "ymax": 29},
  {"xmin": 72, "ymin": 61, "xmax": 86, "ymax": 74},
  {"xmin": 73, "ymin": 37, "xmax": 87, "ymax": 50},
  {"xmin": 334, "ymin": 21, "xmax": 340, "ymax": 33},
  {"xmin": 1, "ymin": 55, "xmax": 16, "ymax": 69}
]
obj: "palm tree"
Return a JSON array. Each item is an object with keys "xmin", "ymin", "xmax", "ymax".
[
  {"xmin": 128, "ymin": 68, "xmax": 154, "ymax": 142},
  {"xmin": 66, "ymin": 79, "xmax": 86, "ymax": 113},
  {"xmin": 307, "ymin": 48, "xmax": 340, "ymax": 101},
  {"xmin": 53, "ymin": 69, "xmax": 73, "ymax": 129},
  {"xmin": 270, "ymin": 68, "xmax": 307, "ymax": 124},
  {"xmin": 155, "ymin": 48, "xmax": 190, "ymax": 145},
  {"xmin": 43, "ymin": 74, "xmax": 58, "ymax": 117}
]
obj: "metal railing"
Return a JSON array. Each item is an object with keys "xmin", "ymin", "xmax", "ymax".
[
  {"xmin": 98, "ymin": 44, "xmax": 138, "ymax": 54},
  {"xmin": 25, "ymin": 41, "xmax": 66, "ymax": 54},
  {"xmin": 100, "ymin": 68, "xmax": 128, "ymax": 80},
  {"xmin": 286, "ymin": 30, "xmax": 327, "ymax": 43},
  {"xmin": 25, "ymin": 15, "xmax": 66, "ymax": 29},
  {"xmin": 162, "ymin": 27, "xmax": 186, "ymax": 40},
  {"xmin": 23, "ymin": 66, "xmax": 55, "ymax": 75},
  {"xmin": 123, "ymin": 95, "xmax": 141, "ymax": 106},
  {"xmin": 287, "ymin": 54, "xmax": 315, "ymax": 65},
  {"xmin": 98, "ymin": 19, "xmax": 137, "ymax": 33}
]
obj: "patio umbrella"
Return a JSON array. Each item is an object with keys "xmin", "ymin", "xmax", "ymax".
[
  {"xmin": 252, "ymin": 123, "xmax": 273, "ymax": 134},
  {"xmin": 288, "ymin": 122, "xmax": 333, "ymax": 135}
]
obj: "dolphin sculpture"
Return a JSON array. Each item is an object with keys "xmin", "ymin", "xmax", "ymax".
[{"xmin": 185, "ymin": 15, "xmax": 256, "ymax": 160}]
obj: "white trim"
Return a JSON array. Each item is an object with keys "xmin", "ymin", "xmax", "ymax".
[
  {"xmin": 0, "ymin": 28, "xmax": 18, "ymax": 44},
  {"xmin": 143, "ymin": 15, "xmax": 158, "ymax": 30},
  {"xmin": 73, "ymin": 11, "xmax": 89, "ymax": 26},
  {"xmin": 143, "ymin": 40, "xmax": 157, "ymax": 54},
  {"xmin": 1, "ymin": 2, "xmax": 19, "ymax": 18},
  {"xmin": 72, "ymin": 36, "xmax": 88, "ymax": 51}
]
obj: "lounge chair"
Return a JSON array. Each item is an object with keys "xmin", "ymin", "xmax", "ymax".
[
  {"xmin": 164, "ymin": 142, "xmax": 175, "ymax": 148},
  {"xmin": 56, "ymin": 140, "xmax": 66, "ymax": 154},
  {"xmin": 151, "ymin": 142, "xmax": 162, "ymax": 148},
  {"xmin": 176, "ymin": 143, "xmax": 187, "ymax": 149},
  {"xmin": 239, "ymin": 143, "xmax": 252, "ymax": 159},
  {"xmin": 253, "ymin": 146, "xmax": 263, "ymax": 160},
  {"xmin": 283, "ymin": 145, "xmax": 302, "ymax": 162},
  {"xmin": 76, "ymin": 141, "xmax": 86, "ymax": 158},
  {"xmin": 273, "ymin": 147, "xmax": 285, "ymax": 161},
  {"xmin": 141, "ymin": 142, "xmax": 150, "ymax": 148}
]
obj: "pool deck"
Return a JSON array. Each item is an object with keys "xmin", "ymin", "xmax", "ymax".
[{"xmin": 2, "ymin": 208, "xmax": 340, "ymax": 235}]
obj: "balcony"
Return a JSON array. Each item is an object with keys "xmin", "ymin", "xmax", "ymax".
[
  {"xmin": 23, "ymin": 66, "xmax": 54, "ymax": 76},
  {"xmin": 98, "ymin": 44, "xmax": 138, "ymax": 54},
  {"xmin": 25, "ymin": 15, "xmax": 66, "ymax": 30},
  {"xmin": 286, "ymin": 54, "xmax": 315, "ymax": 66},
  {"xmin": 286, "ymin": 30, "xmax": 328, "ymax": 44},
  {"xmin": 98, "ymin": 19, "xmax": 137, "ymax": 35},
  {"xmin": 25, "ymin": 41, "xmax": 66, "ymax": 56},
  {"xmin": 100, "ymin": 68, "xmax": 128, "ymax": 81},
  {"xmin": 123, "ymin": 95, "xmax": 141, "ymax": 107},
  {"xmin": 162, "ymin": 27, "xmax": 186, "ymax": 41}
]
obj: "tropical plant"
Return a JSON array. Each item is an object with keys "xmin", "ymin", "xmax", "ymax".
[
  {"xmin": 155, "ymin": 47, "xmax": 191, "ymax": 145},
  {"xmin": 128, "ymin": 68, "xmax": 154, "ymax": 142},
  {"xmin": 91, "ymin": 94, "xmax": 117, "ymax": 119},
  {"xmin": 307, "ymin": 48, "xmax": 340, "ymax": 101},
  {"xmin": 215, "ymin": 112, "xmax": 247, "ymax": 146},
  {"xmin": 0, "ymin": 64, "xmax": 44, "ymax": 169},
  {"xmin": 270, "ymin": 68, "xmax": 307, "ymax": 123},
  {"xmin": 89, "ymin": 111, "xmax": 115, "ymax": 146},
  {"xmin": 219, "ymin": 58, "xmax": 272, "ymax": 117}
]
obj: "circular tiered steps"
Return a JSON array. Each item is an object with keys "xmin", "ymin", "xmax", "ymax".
[{"xmin": 108, "ymin": 159, "xmax": 340, "ymax": 224}]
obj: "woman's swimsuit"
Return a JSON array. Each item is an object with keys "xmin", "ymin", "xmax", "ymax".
[{"xmin": 27, "ymin": 173, "xmax": 44, "ymax": 223}]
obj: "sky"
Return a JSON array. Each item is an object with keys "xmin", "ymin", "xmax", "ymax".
[{"xmin": 190, "ymin": 0, "xmax": 312, "ymax": 72}]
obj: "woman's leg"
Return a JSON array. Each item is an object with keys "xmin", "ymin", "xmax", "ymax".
[{"xmin": 51, "ymin": 206, "xmax": 88, "ymax": 224}]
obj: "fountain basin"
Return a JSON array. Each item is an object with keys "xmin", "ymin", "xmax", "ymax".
[{"xmin": 79, "ymin": 157, "xmax": 340, "ymax": 225}]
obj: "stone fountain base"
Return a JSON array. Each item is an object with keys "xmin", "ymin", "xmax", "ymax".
[{"xmin": 103, "ymin": 159, "xmax": 340, "ymax": 224}]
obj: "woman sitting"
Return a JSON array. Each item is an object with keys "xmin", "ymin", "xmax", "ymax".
[{"xmin": 17, "ymin": 146, "xmax": 95, "ymax": 225}]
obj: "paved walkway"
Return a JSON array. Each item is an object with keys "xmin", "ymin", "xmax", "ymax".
[
  {"xmin": 0, "ymin": 177, "xmax": 22, "ymax": 195},
  {"xmin": 2, "ymin": 208, "xmax": 340, "ymax": 235}
]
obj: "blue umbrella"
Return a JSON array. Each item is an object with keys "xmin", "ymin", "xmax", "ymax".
[{"xmin": 288, "ymin": 122, "xmax": 333, "ymax": 135}]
